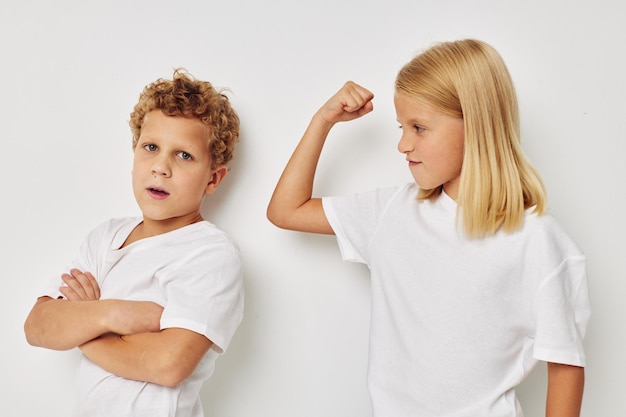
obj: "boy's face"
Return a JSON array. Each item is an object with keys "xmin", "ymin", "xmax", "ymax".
[{"xmin": 132, "ymin": 110, "xmax": 226, "ymax": 231}]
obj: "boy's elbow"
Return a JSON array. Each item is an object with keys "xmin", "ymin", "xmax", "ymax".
[
  {"xmin": 23, "ymin": 321, "xmax": 70, "ymax": 351},
  {"xmin": 23, "ymin": 299, "xmax": 69, "ymax": 350},
  {"xmin": 156, "ymin": 373, "xmax": 185, "ymax": 388},
  {"xmin": 154, "ymin": 359, "xmax": 195, "ymax": 387},
  {"xmin": 24, "ymin": 312, "xmax": 46, "ymax": 348},
  {"xmin": 149, "ymin": 344, "xmax": 201, "ymax": 387},
  {"xmin": 148, "ymin": 328, "xmax": 211, "ymax": 387},
  {"xmin": 23, "ymin": 321, "xmax": 40, "ymax": 347}
]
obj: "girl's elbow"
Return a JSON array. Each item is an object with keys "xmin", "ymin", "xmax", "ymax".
[{"xmin": 266, "ymin": 206, "xmax": 289, "ymax": 229}]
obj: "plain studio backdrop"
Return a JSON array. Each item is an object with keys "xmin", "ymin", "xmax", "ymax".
[{"xmin": 1, "ymin": 1, "xmax": 623, "ymax": 416}]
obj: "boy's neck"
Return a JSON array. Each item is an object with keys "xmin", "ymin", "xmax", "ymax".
[{"xmin": 121, "ymin": 214, "xmax": 204, "ymax": 248}]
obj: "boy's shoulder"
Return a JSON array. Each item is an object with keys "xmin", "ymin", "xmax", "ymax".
[
  {"xmin": 104, "ymin": 216, "xmax": 142, "ymax": 229},
  {"xmin": 84, "ymin": 216, "xmax": 141, "ymax": 238},
  {"xmin": 191, "ymin": 220, "xmax": 240, "ymax": 248},
  {"xmin": 166, "ymin": 220, "xmax": 242, "ymax": 261}
]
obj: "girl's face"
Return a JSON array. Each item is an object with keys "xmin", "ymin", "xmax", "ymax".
[{"xmin": 394, "ymin": 93, "xmax": 465, "ymax": 200}]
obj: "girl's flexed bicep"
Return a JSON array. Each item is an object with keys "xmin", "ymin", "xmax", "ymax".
[{"xmin": 267, "ymin": 82, "xmax": 373, "ymax": 234}]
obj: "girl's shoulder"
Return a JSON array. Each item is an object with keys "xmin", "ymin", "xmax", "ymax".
[{"xmin": 521, "ymin": 211, "xmax": 584, "ymax": 258}]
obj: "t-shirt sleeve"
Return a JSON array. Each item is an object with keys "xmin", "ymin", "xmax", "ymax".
[
  {"xmin": 322, "ymin": 186, "xmax": 401, "ymax": 264},
  {"xmin": 533, "ymin": 255, "xmax": 591, "ymax": 367},
  {"xmin": 159, "ymin": 236, "xmax": 244, "ymax": 354}
]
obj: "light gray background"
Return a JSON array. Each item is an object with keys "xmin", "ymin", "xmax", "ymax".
[{"xmin": 2, "ymin": 1, "xmax": 623, "ymax": 416}]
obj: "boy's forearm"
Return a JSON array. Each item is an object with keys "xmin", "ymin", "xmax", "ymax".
[
  {"xmin": 80, "ymin": 328, "xmax": 212, "ymax": 387},
  {"xmin": 546, "ymin": 362, "xmax": 585, "ymax": 417},
  {"xmin": 24, "ymin": 297, "xmax": 113, "ymax": 350},
  {"xmin": 80, "ymin": 333, "xmax": 167, "ymax": 385},
  {"xmin": 24, "ymin": 297, "xmax": 163, "ymax": 351}
]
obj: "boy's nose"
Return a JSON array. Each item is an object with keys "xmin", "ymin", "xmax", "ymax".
[{"xmin": 151, "ymin": 159, "xmax": 172, "ymax": 177}]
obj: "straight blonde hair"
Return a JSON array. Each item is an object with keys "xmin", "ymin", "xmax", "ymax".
[{"xmin": 395, "ymin": 39, "xmax": 546, "ymax": 238}]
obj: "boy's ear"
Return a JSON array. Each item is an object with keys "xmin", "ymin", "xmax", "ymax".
[{"xmin": 204, "ymin": 165, "xmax": 228, "ymax": 195}]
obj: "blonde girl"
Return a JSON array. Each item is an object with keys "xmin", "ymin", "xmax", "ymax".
[{"xmin": 267, "ymin": 39, "xmax": 590, "ymax": 417}]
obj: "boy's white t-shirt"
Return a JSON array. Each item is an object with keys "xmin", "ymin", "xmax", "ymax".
[
  {"xmin": 42, "ymin": 217, "xmax": 244, "ymax": 417},
  {"xmin": 322, "ymin": 183, "xmax": 590, "ymax": 417}
]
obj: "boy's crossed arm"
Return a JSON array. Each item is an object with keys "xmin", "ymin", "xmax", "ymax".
[
  {"xmin": 24, "ymin": 268, "xmax": 210, "ymax": 387},
  {"xmin": 24, "ymin": 268, "xmax": 162, "ymax": 351},
  {"xmin": 80, "ymin": 326, "xmax": 212, "ymax": 387}
]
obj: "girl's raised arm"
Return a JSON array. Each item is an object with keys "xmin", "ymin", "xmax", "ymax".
[{"xmin": 267, "ymin": 81, "xmax": 374, "ymax": 234}]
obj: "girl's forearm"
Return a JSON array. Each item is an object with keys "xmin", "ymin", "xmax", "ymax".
[{"xmin": 546, "ymin": 362, "xmax": 584, "ymax": 417}]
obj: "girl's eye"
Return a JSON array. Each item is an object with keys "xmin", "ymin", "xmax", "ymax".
[
  {"xmin": 397, "ymin": 124, "xmax": 426, "ymax": 133},
  {"xmin": 177, "ymin": 151, "xmax": 193, "ymax": 161},
  {"xmin": 143, "ymin": 144, "xmax": 158, "ymax": 152}
]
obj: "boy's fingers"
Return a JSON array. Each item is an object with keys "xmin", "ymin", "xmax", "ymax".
[
  {"xmin": 85, "ymin": 272, "xmax": 101, "ymax": 299},
  {"xmin": 61, "ymin": 269, "xmax": 100, "ymax": 301},
  {"xmin": 74, "ymin": 270, "xmax": 99, "ymax": 300},
  {"xmin": 59, "ymin": 285, "xmax": 75, "ymax": 301},
  {"xmin": 60, "ymin": 274, "xmax": 83, "ymax": 300}
]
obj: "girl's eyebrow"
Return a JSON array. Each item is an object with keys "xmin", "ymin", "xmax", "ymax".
[{"xmin": 398, "ymin": 116, "xmax": 430, "ymax": 126}]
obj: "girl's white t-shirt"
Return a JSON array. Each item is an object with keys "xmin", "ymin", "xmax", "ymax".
[{"xmin": 323, "ymin": 183, "xmax": 590, "ymax": 417}]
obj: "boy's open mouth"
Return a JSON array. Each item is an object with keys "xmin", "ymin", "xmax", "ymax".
[{"xmin": 148, "ymin": 187, "xmax": 170, "ymax": 196}]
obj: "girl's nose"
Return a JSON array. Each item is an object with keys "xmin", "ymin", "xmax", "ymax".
[{"xmin": 397, "ymin": 132, "xmax": 413, "ymax": 154}]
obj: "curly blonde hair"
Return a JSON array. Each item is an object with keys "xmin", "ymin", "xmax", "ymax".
[
  {"xmin": 129, "ymin": 69, "xmax": 240, "ymax": 168},
  {"xmin": 396, "ymin": 39, "xmax": 546, "ymax": 237}
]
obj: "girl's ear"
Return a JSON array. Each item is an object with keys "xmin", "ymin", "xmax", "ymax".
[{"xmin": 204, "ymin": 165, "xmax": 228, "ymax": 195}]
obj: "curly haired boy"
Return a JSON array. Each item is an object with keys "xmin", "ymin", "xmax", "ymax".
[{"xmin": 25, "ymin": 69, "xmax": 244, "ymax": 417}]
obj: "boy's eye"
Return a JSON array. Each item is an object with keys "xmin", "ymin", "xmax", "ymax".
[
  {"xmin": 143, "ymin": 143, "xmax": 158, "ymax": 152},
  {"xmin": 177, "ymin": 151, "xmax": 193, "ymax": 161}
]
